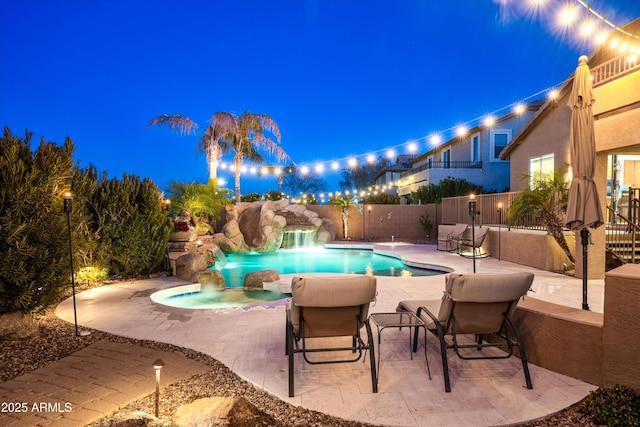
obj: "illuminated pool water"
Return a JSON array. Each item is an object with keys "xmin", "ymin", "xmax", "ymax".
[
  {"xmin": 215, "ymin": 247, "xmax": 446, "ymax": 288},
  {"xmin": 152, "ymin": 247, "xmax": 447, "ymax": 309}
]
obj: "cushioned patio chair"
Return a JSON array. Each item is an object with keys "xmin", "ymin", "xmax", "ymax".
[
  {"xmin": 396, "ymin": 272, "xmax": 534, "ymax": 392},
  {"xmin": 286, "ymin": 275, "xmax": 378, "ymax": 397},
  {"xmin": 457, "ymin": 225, "xmax": 489, "ymax": 258},
  {"xmin": 436, "ymin": 223, "xmax": 468, "ymax": 251}
]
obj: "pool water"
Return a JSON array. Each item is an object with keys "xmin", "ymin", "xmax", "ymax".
[{"xmin": 214, "ymin": 248, "xmax": 445, "ymax": 288}]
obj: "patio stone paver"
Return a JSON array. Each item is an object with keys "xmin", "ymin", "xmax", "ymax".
[
  {"xmin": 46, "ymin": 243, "xmax": 601, "ymax": 426},
  {"xmin": 0, "ymin": 341, "xmax": 209, "ymax": 426}
]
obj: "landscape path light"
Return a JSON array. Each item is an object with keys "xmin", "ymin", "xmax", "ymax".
[{"xmin": 153, "ymin": 358, "xmax": 165, "ymax": 417}]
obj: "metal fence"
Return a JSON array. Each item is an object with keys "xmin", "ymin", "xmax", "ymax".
[{"xmin": 441, "ymin": 192, "xmax": 547, "ymax": 230}]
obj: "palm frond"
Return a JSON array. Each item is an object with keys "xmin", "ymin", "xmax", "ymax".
[{"xmin": 147, "ymin": 114, "xmax": 199, "ymax": 135}]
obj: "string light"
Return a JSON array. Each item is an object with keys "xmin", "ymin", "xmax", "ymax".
[{"xmin": 212, "ymin": 1, "xmax": 637, "ymax": 200}]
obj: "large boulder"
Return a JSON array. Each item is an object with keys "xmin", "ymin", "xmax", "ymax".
[
  {"xmin": 175, "ymin": 253, "xmax": 211, "ymax": 282},
  {"xmin": 0, "ymin": 312, "xmax": 38, "ymax": 340},
  {"xmin": 243, "ymin": 270, "xmax": 280, "ymax": 291},
  {"xmin": 173, "ymin": 396, "xmax": 276, "ymax": 427},
  {"xmin": 193, "ymin": 269, "xmax": 225, "ymax": 292}
]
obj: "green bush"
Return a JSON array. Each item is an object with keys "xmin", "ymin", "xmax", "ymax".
[
  {"xmin": 580, "ymin": 385, "xmax": 640, "ymax": 426},
  {"xmin": 89, "ymin": 174, "xmax": 171, "ymax": 278},
  {"xmin": 410, "ymin": 177, "xmax": 484, "ymax": 204},
  {"xmin": 0, "ymin": 127, "xmax": 74, "ymax": 314},
  {"xmin": 241, "ymin": 192, "xmax": 262, "ymax": 202}
]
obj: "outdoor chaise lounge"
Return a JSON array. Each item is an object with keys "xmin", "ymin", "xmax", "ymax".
[
  {"xmin": 396, "ymin": 272, "xmax": 534, "ymax": 392},
  {"xmin": 285, "ymin": 275, "xmax": 378, "ymax": 397},
  {"xmin": 457, "ymin": 225, "xmax": 490, "ymax": 258},
  {"xmin": 436, "ymin": 223, "xmax": 468, "ymax": 251}
]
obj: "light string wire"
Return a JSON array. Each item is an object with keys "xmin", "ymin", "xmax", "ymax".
[{"xmin": 215, "ymin": 0, "xmax": 638, "ymax": 195}]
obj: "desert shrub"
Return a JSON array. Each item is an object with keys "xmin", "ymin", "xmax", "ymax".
[
  {"xmin": 241, "ymin": 192, "xmax": 262, "ymax": 202},
  {"xmin": 580, "ymin": 384, "xmax": 640, "ymax": 426},
  {"xmin": 410, "ymin": 177, "xmax": 484, "ymax": 204},
  {"xmin": 90, "ymin": 174, "xmax": 171, "ymax": 277},
  {"xmin": 0, "ymin": 127, "xmax": 74, "ymax": 314},
  {"xmin": 362, "ymin": 193, "xmax": 400, "ymax": 204}
]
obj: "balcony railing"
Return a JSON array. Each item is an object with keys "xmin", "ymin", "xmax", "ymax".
[
  {"xmin": 400, "ymin": 161, "xmax": 482, "ymax": 178},
  {"xmin": 591, "ymin": 55, "xmax": 640, "ymax": 87}
]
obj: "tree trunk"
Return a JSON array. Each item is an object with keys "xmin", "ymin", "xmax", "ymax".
[
  {"xmin": 342, "ymin": 211, "xmax": 349, "ymax": 239},
  {"xmin": 546, "ymin": 215, "xmax": 575, "ymax": 263},
  {"xmin": 208, "ymin": 147, "xmax": 218, "ymax": 181}
]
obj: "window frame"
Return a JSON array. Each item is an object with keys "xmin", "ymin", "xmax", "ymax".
[{"xmin": 490, "ymin": 129, "xmax": 512, "ymax": 162}]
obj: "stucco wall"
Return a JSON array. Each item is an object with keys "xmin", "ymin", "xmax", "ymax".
[
  {"xmin": 513, "ymin": 298, "xmax": 603, "ymax": 386},
  {"xmin": 603, "ymin": 264, "xmax": 640, "ymax": 391},
  {"xmin": 307, "ymin": 204, "xmax": 440, "ymax": 241},
  {"xmin": 484, "ymin": 229, "xmax": 575, "ymax": 272},
  {"xmin": 508, "ymin": 100, "xmax": 572, "ymax": 191}
]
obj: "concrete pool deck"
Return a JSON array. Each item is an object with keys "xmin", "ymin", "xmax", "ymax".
[{"xmin": 53, "ymin": 243, "xmax": 601, "ymax": 426}]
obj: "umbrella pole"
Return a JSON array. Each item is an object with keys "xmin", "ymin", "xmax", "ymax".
[{"xmin": 581, "ymin": 228, "xmax": 590, "ymax": 311}]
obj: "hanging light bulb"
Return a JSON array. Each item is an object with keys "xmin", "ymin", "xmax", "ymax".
[
  {"xmin": 482, "ymin": 116, "xmax": 496, "ymax": 127},
  {"xmin": 348, "ymin": 158, "xmax": 358, "ymax": 168},
  {"xmin": 331, "ymin": 161, "xmax": 339, "ymax": 170},
  {"xmin": 429, "ymin": 134, "xmax": 442, "ymax": 145}
]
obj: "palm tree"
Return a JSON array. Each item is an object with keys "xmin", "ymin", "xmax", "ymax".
[
  {"xmin": 228, "ymin": 111, "xmax": 288, "ymax": 203},
  {"xmin": 148, "ymin": 113, "xmax": 234, "ymax": 183},
  {"xmin": 508, "ymin": 167, "xmax": 575, "ymax": 263},
  {"xmin": 330, "ymin": 195, "xmax": 356, "ymax": 239},
  {"xmin": 197, "ymin": 112, "xmax": 236, "ymax": 183}
]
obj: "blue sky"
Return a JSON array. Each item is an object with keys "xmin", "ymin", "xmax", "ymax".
[{"xmin": 2, "ymin": 0, "xmax": 639, "ymax": 195}]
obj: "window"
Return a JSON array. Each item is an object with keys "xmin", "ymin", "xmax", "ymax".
[
  {"xmin": 530, "ymin": 154, "xmax": 554, "ymax": 187},
  {"xmin": 442, "ymin": 149, "xmax": 450, "ymax": 168},
  {"xmin": 471, "ymin": 134, "xmax": 480, "ymax": 162},
  {"xmin": 490, "ymin": 129, "xmax": 512, "ymax": 161},
  {"xmin": 427, "ymin": 157, "xmax": 433, "ymax": 168}
]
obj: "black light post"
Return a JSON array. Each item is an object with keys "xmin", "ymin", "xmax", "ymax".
[
  {"xmin": 468, "ymin": 195, "xmax": 479, "ymax": 273},
  {"xmin": 367, "ymin": 206, "xmax": 371, "ymax": 241},
  {"xmin": 497, "ymin": 202, "xmax": 503, "ymax": 261},
  {"xmin": 164, "ymin": 199, "xmax": 171, "ymax": 271},
  {"xmin": 64, "ymin": 193, "xmax": 79, "ymax": 337}
]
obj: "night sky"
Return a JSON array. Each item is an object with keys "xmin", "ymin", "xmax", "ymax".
[{"xmin": 2, "ymin": 0, "xmax": 639, "ymax": 195}]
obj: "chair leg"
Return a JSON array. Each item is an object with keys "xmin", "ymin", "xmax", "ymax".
[
  {"xmin": 364, "ymin": 319, "xmax": 378, "ymax": 393},
  {"xmin": 438, "ymin": 332, "xmax": 451, "ymax": 392},
  {"xmin": 287, "ymin": 321, "xmax": 295, "ymax": 397},
  {"xmin": 507, "ymin": 318, "xmax": 533, "ymax": 389}
]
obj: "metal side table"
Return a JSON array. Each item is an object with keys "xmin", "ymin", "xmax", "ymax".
[{"xmin": 370, "ymin": 312, "xmax": 431, "ymax": 380}]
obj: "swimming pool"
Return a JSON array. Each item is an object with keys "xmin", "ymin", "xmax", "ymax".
[
  {"xmin": 215, "ymin": 247, "xmax": 446, "ymax": 288},
  {"xmin": 152, "ymin": 247, "xmax": 447, "ymax": 309}
]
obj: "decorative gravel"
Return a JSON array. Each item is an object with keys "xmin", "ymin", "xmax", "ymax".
[{"xmin": 1, "ymin": 300, "xmax": 595, "ymax": 426}]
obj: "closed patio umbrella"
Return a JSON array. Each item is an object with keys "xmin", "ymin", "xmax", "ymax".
[{"xmin": 564, "ymin": 55, "xmax": 604, "ymax": 310}]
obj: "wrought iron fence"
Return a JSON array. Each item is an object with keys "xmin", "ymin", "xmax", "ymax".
[{"xmin": 441, "ymin": 192, "xmax": 547, "ymax": 231}]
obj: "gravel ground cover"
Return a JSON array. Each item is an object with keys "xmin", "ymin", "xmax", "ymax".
[{"xmin": 1, "ymin": 304, "xmax": 595, "ymax": 426}]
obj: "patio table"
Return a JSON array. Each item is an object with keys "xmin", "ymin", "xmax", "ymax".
[{"xmin": 369, "ymin": 312, "xmax": 431, "ymax": 380}]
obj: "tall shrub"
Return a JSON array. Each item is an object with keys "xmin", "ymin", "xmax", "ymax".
[
  {"xmin": 90, "ymin": 174, "xmax": 171, "ymax": 277},
  {"xmin": 0, "ymin": 127, "xmax": 74, "ymax": 314}
]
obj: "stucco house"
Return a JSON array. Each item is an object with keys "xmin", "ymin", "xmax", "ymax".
[
  {"xmin": 396, "ymin": 100, "xmax": 544, "ymax": 199},
  {"xmin": 500, "ymin": 18, "xmax": 640, "ymax": 279},
  {"xmin": 372, "ymin": 154, "xmax": 417, "ymax": 195}
]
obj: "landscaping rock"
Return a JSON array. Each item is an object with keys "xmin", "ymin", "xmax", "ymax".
[
  {"xmin": 243, "ymin": 270, "xmax": 280, "ymax": 291},
  {"xmin": 0, "ymin": 312, "xmax": 39, "ymax": 340},
  {"xmin": 94, "ymin": 411, "xmax": 168, "ymax": 427},
  {"xmin": 193, "ymin": 269, "xmax": 225, "ymax": 292},
  {"xmin": 175, "ymin": 253, "xmax": 210, "ymax": 282},
  {"xmin": 173, "ymin": 396, "xmax": 276, "ymax": 427}
]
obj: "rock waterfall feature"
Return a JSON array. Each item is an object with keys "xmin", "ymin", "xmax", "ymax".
[{"xmin": 211, "ymin": 200, "xmax": 335, "ymax": 253}]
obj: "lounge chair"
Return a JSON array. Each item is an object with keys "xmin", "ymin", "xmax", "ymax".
[
  {"xmin": 436, "ymin": 223, "xmax": 468, "ymax": 251},
  {"xmin": 457, "ymin": 225, "xmax": 489, "ymax": 257},
  {"xmin": 285, "ymin": 275, "xmax": 378, "ymax": 397},
  {"xmin": 396, "ymin": 272, "xmax": 534, "ymax": 392}
]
